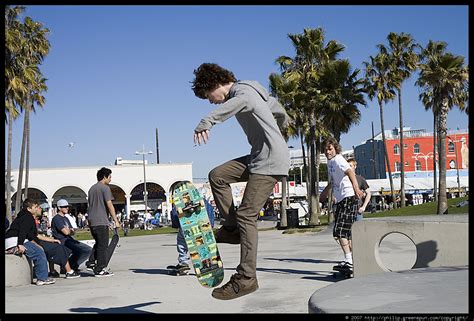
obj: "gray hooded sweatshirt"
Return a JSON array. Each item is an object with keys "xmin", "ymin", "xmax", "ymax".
[{"xmin": 194, "ymin": 80, "xmax": 290, "ymax": 176}]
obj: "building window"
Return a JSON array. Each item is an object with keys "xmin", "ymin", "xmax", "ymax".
[
  {"xmin": 414, "ymin": 143, "xmax": 420, "ymax": 154},
  {"xmin": 394, "ymin": 144, "xmax": 399, "ymax": 155},
  {"xmin": 394, "ymin": 161, "xmax": 401, "ymax": 172},
  {"xmin": 405, "ymin": 161, "xmax": 409, "ymax": 167},
  {"xmin": 448, "ymin": 142, "xmax": 455, "ymax": 153},
  {"xmin": 415, "ymin": 161, "xmax": 422, "ymax": 171}
]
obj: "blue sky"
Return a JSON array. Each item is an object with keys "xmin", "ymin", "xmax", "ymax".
[{"xmin": 6, "ymin": 5, "xmax": 469, "ymax": 180}]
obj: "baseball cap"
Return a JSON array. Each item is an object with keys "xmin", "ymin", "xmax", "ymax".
[{"xmin": 57, "ymin": 199, "xmax": 69, "ymax": 207}]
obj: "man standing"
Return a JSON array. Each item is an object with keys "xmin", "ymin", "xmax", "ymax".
[
  {"xmin": 86, "ymin": 167, "xmax": 120, "ymax": 277},
  {"xmin": 191, "ymin": 63, "xmax": 289, "ymax": 300},
  {"xmin": 51, "ymin": 199, "xmax": 92, "ymax": 271}
]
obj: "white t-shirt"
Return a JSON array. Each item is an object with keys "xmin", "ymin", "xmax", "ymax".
[
  {"xmin": 65, "ymin": 213, "xmax": 78, "ymax": 229},
  {"xmin": 328, "ymin": 154, "xmax": 355, "ymax": 203}
]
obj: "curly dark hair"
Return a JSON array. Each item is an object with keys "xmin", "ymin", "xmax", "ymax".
[{"xmin": 191, "ymin": 63, "xmax": 237, "ymax": 99}]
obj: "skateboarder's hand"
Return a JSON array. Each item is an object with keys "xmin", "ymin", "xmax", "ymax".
[{"xmin": 194, "ymin": 130, "xmax": 210, "ymax": 145}]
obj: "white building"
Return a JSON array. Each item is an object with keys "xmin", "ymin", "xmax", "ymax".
[{"xmin": 9, "ymin": 162, "xmax": 193, "ymax": 222}]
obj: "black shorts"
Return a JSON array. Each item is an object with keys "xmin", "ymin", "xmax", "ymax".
[{"xmin": 332, "ymin": 196, "xmax": 359, "ymax": 240}]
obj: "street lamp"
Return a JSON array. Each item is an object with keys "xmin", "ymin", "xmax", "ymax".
[
  {"xmin": 135, "ymin": 145, "xmax": 153, "ymax": 213},
  {"xmin": 447, "ymin": 136, "xmax": 461, "ymax": 197}
]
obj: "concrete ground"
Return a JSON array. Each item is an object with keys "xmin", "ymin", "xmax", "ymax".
[{"xmin": 4, "ymin": 220, "xmax": 469, "ymax": 314}]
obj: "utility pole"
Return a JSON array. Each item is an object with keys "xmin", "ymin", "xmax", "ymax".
[{"xmin": 155, "ymin": 128, "xmax": 160, "ymax": 164}]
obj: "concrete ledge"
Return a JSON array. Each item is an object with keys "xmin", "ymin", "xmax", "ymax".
[
  {"xmin": 352, "ymin": 215, "xmax": 468, "ymax": 277},
  {"xmin": 5, "ymin": 254, "xmax": 33, "ymax": 287},
  {"xmin": 308, "ymin": 266, "xmax": 468, "ymax": 313}
]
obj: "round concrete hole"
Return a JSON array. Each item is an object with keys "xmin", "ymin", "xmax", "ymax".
[{"xmin": 378, "ymin": 232, "xmax": 417, "ymax": 271}]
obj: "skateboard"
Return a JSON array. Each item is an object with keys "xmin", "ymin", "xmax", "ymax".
[
  {"xmin": 166, "ymin": 264, "xmax": 191, "ymax": 276},
  {"xmin": 332, "ymin": 265, "xmax": 353, "ymax": 279},
  {"xmin": 172, "ymin": 181, "xmax": 224, "ymax": 287},
  {"xmin": 105, "ymin": 227, "xmax": 119, "ymax": 267}
]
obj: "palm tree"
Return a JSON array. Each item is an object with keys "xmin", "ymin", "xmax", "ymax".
[
  {"xmin": 5, "ymin": 5, "xmax": 26, "ymax": 220},
  {"xmin": 269, "ymin": 73, "xmax": 301, "ymax": 228},
  {"xmin": 384, "ymin": 32, "xmax": 420, "ymax": 207},
  {"xmin": 8, "ymin": 12, "xmax": 50, "ymax": 213},
  {"xmin": 364, "ymin": 49, "xmax": 399, "ymax": 208},
  {"xmin": 275, "ymin": 27, "xmax": 346, "ymax": 226},
  {"xmin": 417, "ymin": 40, "xmax": 448, "ymax": 202},
  {"xmin": 417, "ymin": 45, "xmax": 468, "ymax": 214}
]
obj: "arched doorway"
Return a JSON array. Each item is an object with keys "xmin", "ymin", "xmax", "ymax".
[
  {"xmin": 52, "ymin": 186, "xmax": 87, "ymax": 217},
  {"xmin": 130, "ymin": 182, "xmax": 166, "ymax": 213},
  {"xmin": 11, "ymin": 188, "xmax": 48, "ymax": 215},
  {"xmin": 109, "ymin": 184, "xmax": 126, "ymax": 219}
]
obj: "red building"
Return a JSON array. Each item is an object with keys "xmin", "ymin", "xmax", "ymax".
[{"xmin": 384, "ymin": 128, "xmax": 469, "ymax": 176}]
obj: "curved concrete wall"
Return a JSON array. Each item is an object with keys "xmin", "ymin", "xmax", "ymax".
[{"xmin": 352, "ymin": 215, "xmax": 468, "ymax": 277}]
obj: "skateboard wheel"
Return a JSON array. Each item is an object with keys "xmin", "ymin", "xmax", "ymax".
[
  {"xmin": 177, "ymin": 207, "xmax": 183, "ymax": 215},
  {"xmin": 199, "ymin": 200, "xmax": 205, "ymax": 207},
  {"xmin": 195, "ymin": 268, "xmax": 201, "ymax": 276},
  {"xmin": 217, "ymin": 261, "xmax": 223, "ymax": 268}
]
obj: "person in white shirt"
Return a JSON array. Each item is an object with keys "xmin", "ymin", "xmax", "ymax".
[{"xmin": 320, "ymin": 137, "xmax": 364, "ymax": 270}]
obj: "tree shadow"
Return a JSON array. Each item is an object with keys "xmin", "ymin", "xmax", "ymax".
[
  {"xmin": 263, "ymin": 257, "xmax": 340, "ymax": 264},
  {"xmin": 256, "ymin": 267, "xmax": 338, "ymax": 283},
  {"xmin": 69, "ymin": 301, "xmax": 161, "ymax": 314},
  {"xmin": 129, "ymin": 268, "xmax": 171, "ymax": 275}
]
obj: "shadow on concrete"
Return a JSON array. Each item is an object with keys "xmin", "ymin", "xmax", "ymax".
[
  {"xmin": 256, "ymin": 266, "xmax": 336, "ymax": 279},
  {"xmin": 413, "ymin": 240, "xmax": 438, "ymax": 268},
  {"xmin": 129, "ymin": 268, "xmax": 171, "ymax": 275},
  {"xmin": 263, "ymin": 257, "xmax": 340, "ymax": 264},
  {"xmin": 398, "ymin": 265, "xmax": 468, "ymax": 274},
  {"xmin": 69, "ymin": 301, "xmax": 161, "ymax": 314}
]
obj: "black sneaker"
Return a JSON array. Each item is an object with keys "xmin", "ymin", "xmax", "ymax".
[
  {"xmin": 176, "ymin": 263, "xmax": 190, "ymax": 271},
  {"xmin": 48, "ymin": 270, "xmax": 60, "ymax": 278},
  {"xmin": 65, "ymin": 270, "xmax": 81, "ymax": 279},
  {"xmin": 94, "ymin": 269, "xmax": 114, "ymax": 277},
  {"xmin": 86, "ymin": 262, "xmax": 96, "ymax": 271}
]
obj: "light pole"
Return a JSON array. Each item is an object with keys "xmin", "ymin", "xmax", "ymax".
[
  {"xmin": 447, "ymin": 136, "xmax": 461, "ymax": 197},
  {"xmin": 136, "ymin": 145, "xmax": 153, "ymax": 213}
]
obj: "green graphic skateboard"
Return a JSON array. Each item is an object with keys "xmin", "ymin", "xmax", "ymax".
[{"xmin": 172, "ymin": 181, "xmax": 224, "ymax": 287}]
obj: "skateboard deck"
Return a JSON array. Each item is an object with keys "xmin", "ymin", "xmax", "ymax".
[
  {"xmin": 332, "ymin": 265, "xmax": 353, "ymax": 279},
  {"xmin": 105, "ymin": 227, "xmax": 119, "ymax": 267},
  {"xmin": 172, "ymin": 181, "xmax": 224, "ymax": 287}
]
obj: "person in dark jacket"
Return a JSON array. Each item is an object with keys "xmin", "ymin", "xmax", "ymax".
[{"xmin": 5, "ymin": 199, "xmax": 80, "ymax": 284}]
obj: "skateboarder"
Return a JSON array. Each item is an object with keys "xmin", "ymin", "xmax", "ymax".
[
  {"xmin": 191, "ymin": 63, "xmax": 289, "ymax": 300},
  {"xmin": 319, "ymin": 137, "xmax": 364, "ymax": 271},
  {"xmin": 168, "ymin": 196, "xmax": 215, "ymax": 274}
]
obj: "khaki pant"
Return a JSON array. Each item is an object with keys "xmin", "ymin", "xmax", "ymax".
[{"xmin": 209, "ymin": 156, "xmax": 280, "ymax": 278}]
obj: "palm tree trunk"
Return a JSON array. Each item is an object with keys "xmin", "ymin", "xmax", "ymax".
[
  {"xmin": 24, "ymin": 107, "xmax": 31, "ymax": 199},
  {"xmin": 433, "ymin": 113, "xmax": 438, "ymax": 202},
  {"xmin": 437, "ymin": 101, "xmax": 448, "ymax": 214},
  {"xmin": 6, "ymin": 112, "xmax": 14, "ymax": 223},
  {"xmin": 308, "ymin": 137, "xmax": 320, "ymax": 226},
  {"xmin": 308, "ymin": 112, "xmax": 319, "ymax": 225},
  {"xmin": 398, "ymin": 88, "xmax": 406, "ymax": 207},
  {"xmin": 300, "ymin": 134, "xmax": 307, "ymax": 186},
  {"xmin": 379, "ymin": 100, "xmax": 396, "ymax": 209},
  {"xmin": 15, "ymin": 110, "xmax": 28, "ymax": 214},
  {"xmin": 279, "ymin": 176, "xmax": 288, "ymax": 228}
]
